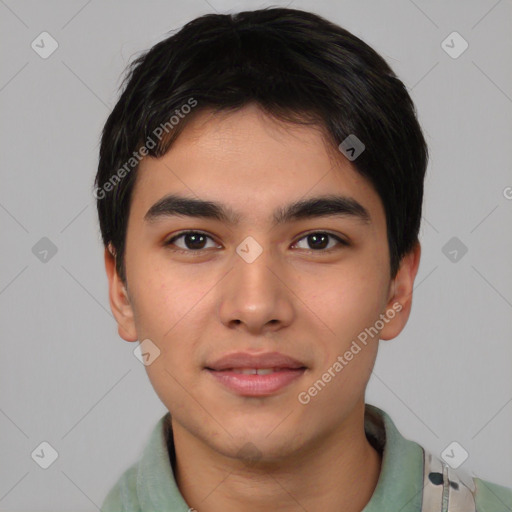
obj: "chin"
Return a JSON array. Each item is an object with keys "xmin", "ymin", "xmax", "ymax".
[
  {"xmin": 220, "ymin": 435, "xmax": 303, "ymax": 466},
  {"xmin": 222, "ymin": 421, "xmax": 306, "ymax": 458}
]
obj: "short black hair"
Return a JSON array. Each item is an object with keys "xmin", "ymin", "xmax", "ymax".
[{"xmin": 94, "ymin": 7, "xmax": 428, "ymax": 283}]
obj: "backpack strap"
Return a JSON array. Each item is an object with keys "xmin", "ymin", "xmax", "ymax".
[{"xmin": 421, "ymin": 449, "xmax": 477, "ymax": 511}]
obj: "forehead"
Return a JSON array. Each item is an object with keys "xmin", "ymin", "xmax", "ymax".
[{"xmin": 129, "ymin": 104, "xmax": 385, "ymax": 228}]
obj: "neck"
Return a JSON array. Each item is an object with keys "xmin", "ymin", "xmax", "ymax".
[{"xmin": 170, "ymin": 403, "xmax": 382, "ymax": 512}]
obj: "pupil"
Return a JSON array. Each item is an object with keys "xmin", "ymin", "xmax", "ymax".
[
  {"xmin": 309, "ymin": 233, "xmax": 328, "ymax": 249},
  {"xmin": 186, "ymin": 233, "xmax": 206, "ymax": 249}
]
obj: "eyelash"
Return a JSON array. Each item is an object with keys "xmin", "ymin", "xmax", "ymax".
[{"xmin": 164, "ymin": 230, "xmax": 349, "ymax": 255}]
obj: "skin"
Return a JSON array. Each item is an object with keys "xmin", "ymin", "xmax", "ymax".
[{"xmin": 105, "ymin": 103, "xmax": 421, "ymax": 512}]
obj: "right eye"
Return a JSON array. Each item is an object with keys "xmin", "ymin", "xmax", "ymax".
[{"xmin": 164, "ymin": 230, "xmax": 221, "ymax": 253}]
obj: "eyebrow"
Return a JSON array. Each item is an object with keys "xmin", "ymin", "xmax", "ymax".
[{"xmin": 143, "ymin": 193, "xmax": 371, "ymax": 226}]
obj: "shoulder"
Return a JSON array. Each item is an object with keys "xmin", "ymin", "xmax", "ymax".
[
  {"xmin": 473, "ymin": 477, "xmax": 512, "ymax": 512},
  {"xmin": 100, "ymin": 462, "xmax": 140, "ymax": 512},
  {"xmin": 100, "ymin": 412, "xmax": 175, "ymax": 512},
  {"xmin": 422, "ymin": 449, "xmax": 512, "ymax": 511}
]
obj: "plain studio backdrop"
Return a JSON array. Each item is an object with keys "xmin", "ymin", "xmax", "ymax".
[{"xmin": 1, "ymin": 0, "xmax": 511, "ymax": 510}]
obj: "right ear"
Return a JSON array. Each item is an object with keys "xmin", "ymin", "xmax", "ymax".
[{"xmin": 104, "ymin": 244, "xmax": 138, "ymax": 342}]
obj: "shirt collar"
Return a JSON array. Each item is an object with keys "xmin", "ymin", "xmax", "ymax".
[
  {"xmin": 135, "ymin": 403, "xmax": 425, "ymax": 511},
  {"xmin": 362, "ymin": 404, "xmax": 425, "ymax": 511}
]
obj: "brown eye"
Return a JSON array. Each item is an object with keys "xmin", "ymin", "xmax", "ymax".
[
  {"xmin": 293, "ymin": 232, "xmax": 348, "ymax": 251},
  {"xmin": 165, "ymin": 231, "xmax": 219, "ymax": 251}
]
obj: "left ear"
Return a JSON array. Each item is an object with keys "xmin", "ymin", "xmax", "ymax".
[{"xmin": 380, "ymin": 242, "xmax": 421, "ymax": 341}]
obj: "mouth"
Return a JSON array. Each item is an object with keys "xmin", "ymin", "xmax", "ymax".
[
  {"xmin": 212, "ymin": 367, "xmax": 302, "ymax": 375},
  {"xmin": 205, "ymin": 352, "xmax": 308, "ymax": 396}
]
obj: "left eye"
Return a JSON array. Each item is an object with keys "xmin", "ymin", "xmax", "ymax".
[{"xmin": 293, "ymin": 232, "xmax": 347, "ymax": 251}]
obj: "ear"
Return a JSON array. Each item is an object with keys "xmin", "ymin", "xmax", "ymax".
[
  {"xmin": 104, "ymin": 244, "xmax": 138, "ymax": 342},
  {"xmin": 380, "ymin": 242, "xmax": 421, "ymax": 341}
]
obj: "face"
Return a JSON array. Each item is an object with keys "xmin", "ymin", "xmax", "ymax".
[{"xmin": 105, "ymin": 103, "xmax": 420, "ymax": 463}]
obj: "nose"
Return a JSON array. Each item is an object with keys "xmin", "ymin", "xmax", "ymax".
[{"xmin": 217, "ymin": 239, "xmax": 295, "ymax": 335}]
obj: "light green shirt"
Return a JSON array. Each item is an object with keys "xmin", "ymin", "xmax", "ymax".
[{"xmin": 101, "ymin": 404, "xmax": 512, "ymax": 511}]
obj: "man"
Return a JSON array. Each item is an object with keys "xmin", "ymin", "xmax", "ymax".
[{"xmin": 94, "ymin": 7, "xmax": 512, "ymax": 511}]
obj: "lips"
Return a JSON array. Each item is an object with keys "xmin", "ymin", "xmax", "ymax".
[
  {"xmin": 206, "ymin": 351, "xmax": 306, "ymax": 372},
  {"xmin": 205, "ymin": 352, "xmax": 307, "ymax": 396}
]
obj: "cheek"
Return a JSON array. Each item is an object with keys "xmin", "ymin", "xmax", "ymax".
[
  {"xmin": 299, "ymin": 262, "xmax": 388, "ymax": 346},
  {"xmin": 128, "ymin": 259, "xmax": 208, "ymax": 338},
  {"xmin": 129, "ymin": 267, "xmax": 209, "ymax": 411},
  {"xmin": 296, "ymin": 267, "xmax": 384, "ymax": 412},
  {"xmin": 128, "ymin": 263, "xmax": 214, "ymax": 381}
]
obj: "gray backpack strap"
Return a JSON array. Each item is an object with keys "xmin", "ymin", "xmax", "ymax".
[{"xmin": 421, "ymin": 449, "xmax": 477, "ymax": 512}]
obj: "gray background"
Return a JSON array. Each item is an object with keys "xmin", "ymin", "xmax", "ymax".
[{"xmin": 1, "ymin": 0, "xmax": 511, "ymax": 510}]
